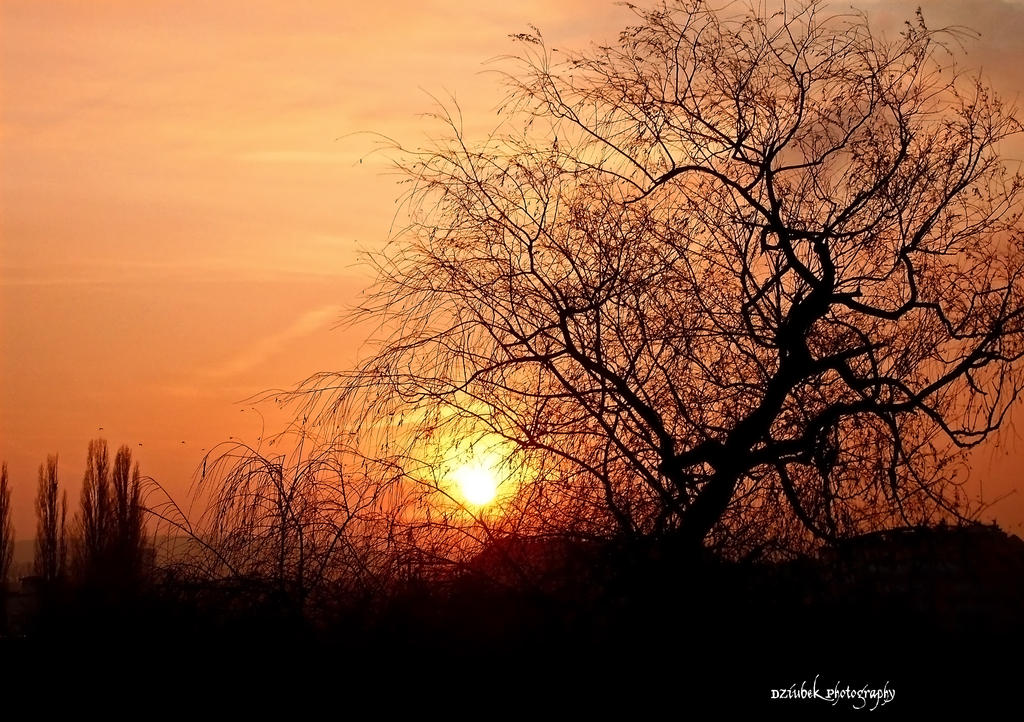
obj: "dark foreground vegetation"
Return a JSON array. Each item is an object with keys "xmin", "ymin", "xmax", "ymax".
[
  {"xmin": 0, "ymin": 440, "xmax": 1020, "ymax": 710},
  {"xmin": 3, "ymin": 520, "xmax": 1021, "ymax": 710}
]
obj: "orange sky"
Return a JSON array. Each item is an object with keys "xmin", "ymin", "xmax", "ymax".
[{"xmin": 2, "ymin": 0, "xmax": 1024, "ymax": 537}]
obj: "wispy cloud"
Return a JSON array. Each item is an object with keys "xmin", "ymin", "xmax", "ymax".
[
  {"xmin": 202, "ymin": 304, "xmax": 341, "ymax": 379},
  {"xmin": 0, "ymin": 260, "xmax": 352, "ymax": 287}
]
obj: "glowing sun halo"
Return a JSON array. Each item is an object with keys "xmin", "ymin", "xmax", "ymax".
[{"xmin": 453, "ymin": 461, "xmax": 499, "ymax": 506}]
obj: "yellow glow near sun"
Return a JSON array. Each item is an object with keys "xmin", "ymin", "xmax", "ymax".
[{"xmin": 453, "ymin": 459, "xmax": 500, "ymax": 506}]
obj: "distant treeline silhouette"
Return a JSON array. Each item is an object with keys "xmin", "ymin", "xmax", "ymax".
[{"xmin": 0, "ymin": 438, "xmax": 151, "ymax": 637}]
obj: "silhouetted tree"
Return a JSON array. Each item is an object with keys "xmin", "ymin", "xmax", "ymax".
[
  {"xmin": 75, "ymin": 439, "xmax": 151, "ymax": 587},
  {"xmin": 109, "ymin": 444, "xmax": 147, "ymax": 584},
  {"xmin": 147, "ymin": 431, "xmax": 398, "ymax": 615},
  {"xmin": 0, "ymin": 464, "xmax": 12, "ymax": 586},
  {"xmin": 35, "ymin": 455, "xmax": 67, "ymax": 582},
  {"xmin": 294, "ymin": 0, "xmax": 1024, "ymax": 555},
  {"xmin": 0, "ymin": 463, "xmax": 9, "ymax": 635},
  {"xmin": 77, "ymin": 438, "xmax": 112, "ymax": 578}
]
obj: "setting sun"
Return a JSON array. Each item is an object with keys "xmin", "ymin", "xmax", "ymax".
[{"xmin": 453, "ymin": 461, "xmax": 500, "ymax": 506}]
